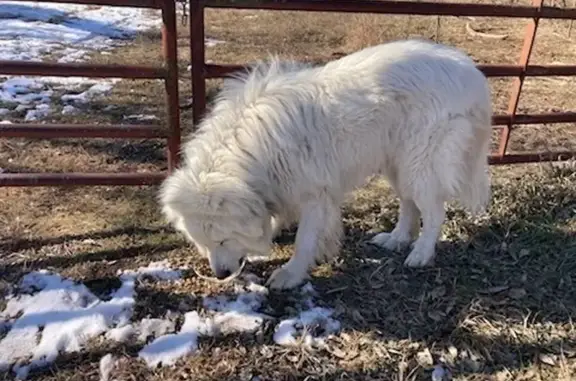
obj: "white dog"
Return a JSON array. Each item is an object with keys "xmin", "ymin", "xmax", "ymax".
[{"xmin": 159, "ymin": 39, "xmax": 492, "ymax": 290}]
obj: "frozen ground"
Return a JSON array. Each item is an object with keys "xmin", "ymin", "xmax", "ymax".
[
  {"xmin": 0, "ymin": 1, "xmax": 164, "ymax": 123},
  {"xmin": 0, "ymin": 261, "xmax": 341, "ymax": 379}
]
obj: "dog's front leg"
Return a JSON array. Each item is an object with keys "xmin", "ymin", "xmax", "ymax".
[{"xmin": 266, "ymin": 197, "xmax": 342, "ymax": 290}]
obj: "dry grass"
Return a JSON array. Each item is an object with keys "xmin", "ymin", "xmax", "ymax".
[{"xmin": 1, "ymin": 1, "xmax": 576, "ymax": 380}]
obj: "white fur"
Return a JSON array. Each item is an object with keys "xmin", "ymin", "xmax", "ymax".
[{"xmin": 159, "ymin": 39, "xmax": 492, "ymax": 289}]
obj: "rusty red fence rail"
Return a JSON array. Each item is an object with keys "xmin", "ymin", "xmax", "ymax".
[
  {"xmin": 0, "ymin": 0, "xmax": 180, "ymax": 187},
  {"xmin": 189, "ymin": 0, "xmax": 576, "ymax": 166}
]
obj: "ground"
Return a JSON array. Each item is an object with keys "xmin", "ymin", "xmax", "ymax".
[{"xmin": 1, "ymin": 1, "xmax": 576, "ymax": 380}]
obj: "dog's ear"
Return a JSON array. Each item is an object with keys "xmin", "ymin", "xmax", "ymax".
[
  {"xmin": 158, "ymin": 169, "xmax": 212, "ymax": 223},
  {"xmin": 159, "ymin": 169, "xmax": 267, "ymax": 220}
]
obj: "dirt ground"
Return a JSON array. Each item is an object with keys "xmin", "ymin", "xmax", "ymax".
[{"xmin": 1, "ymin": 1, "xmax": 576, "ymax": 380}]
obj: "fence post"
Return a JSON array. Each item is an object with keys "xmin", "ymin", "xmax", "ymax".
[
  {"xmin": 190, "ymin": 0, "xmax": 207, "ymax": 127},
  {"xmin": 497, "ymin": 0, "xmax": 544, "ymax": 158},
  {"xmin": 162, "ymin": 0, "xmax": 181, "ymax": 172}
]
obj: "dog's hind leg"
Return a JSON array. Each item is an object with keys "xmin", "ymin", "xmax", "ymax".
[
  {"xmin": 370, "ymin": 198, "xmax": 420, "ymax": 251},
  {"xmin": 403, "ymin": 193, "xmax": 445, "ymax": 267},
  {"xmin": 266, "ymin": 196, "xmax": 342, "ymax": 290}
]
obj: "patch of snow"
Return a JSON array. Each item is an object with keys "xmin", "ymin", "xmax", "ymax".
[
  {"xmin": 138, "ymin": 311, "xmax": 208, "ymax": 368},
  {"xmin": 205, "ymin": 37, "xmax": 225, "ymax": 47},
  {"xmin": 0, "ymin": 261, "xmax": 184, "ymax": 378},
  {"xmin": 138, "ymin": 317, "xmax": 176, "ymax": 342},
  {"xmin": 0, "ymin": 108, "xmax": 10, "ymax": 116},
  {"xmin": 61, "ymin": 104, "xmax": 78, "ymax": 115},
  {"xmin": 0, "ymin": 78, "xmax": 51, "ymax": 104},
  {"xmin": 105, "ymin": 324, "xmax": 136, "ymax": 343},
  {"xmin": 0, "ymin": 2, "xmax": 162, "ymax": 62},
  {"xmin": 99, "ymin": 354, "xmax": 115, "ymax": 381},
  {"xmin": 15, "ymin": 104, "xmax": 33, "ymax": 112},
  {"xmin": 202, "ymin": 275, "xmax": 270, "ymax": 335},
  {"xmin": 24, "ymin": 104, "xmax": 51, "ymax": 121},
  {"xmin": 273, "ymin": 284, "xmax": 341, "ymax": 348},
  {"xmin": 60, "ymin": 83, "xmax": 114, "ymax": 105},
  {"xmin": 121, "ymin": 260, "xmax": 186, "ymax": 282},
  {"xmin": 0, "ymin": 120, "xmax": 12, "ymax": 124},
  {"xmin": 139, "ymin": 273, "xmax": 270, "ymax": 368},
  {"xmin": 273, "ymin": 306, "xmax": 341, "ymax": 347},
  {"xmin": 0, "ymin": 271, "xmax": 135, "ymax": 377},
  {"xmin": 123, "ymin": 114, "xmax": 160, "ymax": 122},
  {"xmin": 57, "ymin": 48, "xmax": 88, "ymax": 63},
  {"xmin": 0, "ymin": 1, "xmax": 163, "ymax": 121}
]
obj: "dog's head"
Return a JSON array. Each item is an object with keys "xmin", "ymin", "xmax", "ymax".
[{"xmin": 159, "ymin": 169, "xmax": 273, "ymax": 279}]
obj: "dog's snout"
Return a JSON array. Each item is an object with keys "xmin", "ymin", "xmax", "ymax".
[{"xmin": 215, "ymin": 268, "xmax": 231, "ymax": 280}]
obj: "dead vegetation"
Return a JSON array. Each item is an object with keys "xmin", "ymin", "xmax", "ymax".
[{"xmin": 1, "ymin": 0, "xmax": 576, "ymax": 380}]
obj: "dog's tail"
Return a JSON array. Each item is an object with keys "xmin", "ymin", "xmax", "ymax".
[
  {"xmin": 455, "ymin": 116, "xmax": 492, "ymax": 217},
  {"xmin": 432, "ymin": 112, "xmax": 491, "ymax": 217}
]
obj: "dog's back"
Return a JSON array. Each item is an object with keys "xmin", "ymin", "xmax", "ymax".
[{"xmin": 311, "ymin": 39, "xmax": 492, "ymax": 213}]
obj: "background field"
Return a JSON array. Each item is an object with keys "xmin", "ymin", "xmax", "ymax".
[{"xmin": 1, "ymin": 0, "xmax": 576, "ymax": 380}]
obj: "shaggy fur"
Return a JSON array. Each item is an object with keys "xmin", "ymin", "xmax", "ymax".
[{"xmin": 159, "ymin": 39, "xmax": 493, "ymax": 290}]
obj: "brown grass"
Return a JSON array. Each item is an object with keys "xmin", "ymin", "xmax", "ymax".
[{"xmin": 1, "ymin": 1, "xmax": 576, "ymax": 380}]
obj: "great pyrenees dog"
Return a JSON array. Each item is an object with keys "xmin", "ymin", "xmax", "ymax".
[{"xmin": 159, "ymin": 39, "xmax": 492, "ymax": 290}]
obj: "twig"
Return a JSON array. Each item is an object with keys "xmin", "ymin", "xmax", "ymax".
[
  {"xmin": 569, "ymin": 0, "xmax": 575, "ymax": 38},
  {"xmin": 465, "ymin": 22, "xmax": 509, "ymax": 40}
]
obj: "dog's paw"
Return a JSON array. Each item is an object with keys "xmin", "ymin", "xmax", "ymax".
[
  {"xmin": 404, "ymin": 246, "xmax": 435, "ymax": 268},
  {"xmin": 370, "ymin": 232, "xmax": 411, "ymax": 252},
  {"xmin": 266, "ymin": 266, "xmax": 307, "ymax": 290}
]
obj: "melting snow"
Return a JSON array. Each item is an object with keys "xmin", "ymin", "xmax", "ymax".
[
  {"xmin": 123, "ymin": 114, "xmax": 160, "ymax": 122},
  {"xmin": 0, "ymin": 259, "xmax": 341, "ymax": 375},
  {"xmin": 60, "ymin": 82, "xmax": 114, "ymax": 104},
  {"xmin": 105, "ymin": 324, "xmax": 136, "ymax": 343},
  {"xmin": 105, "ymin": 317, "xmax": 176, "ymax": 344},
  {"xmin": 61, "ymin": 104, "xmax": 78, "ymax": 115},
  {"xmin": 24, "ymin": 104, "xmax": 51, "ymax": 121},
  {"xmin": 0, "ymin": 261, "xmax": 185, "ymax": 378},
  {"xmin": 0, "ymin": 2, "xmax": 162, "ymax": 62},
  {"xmin": 0, "ymin": 1, "xmax": 158, "ymax": 121},
  {"xmin": 0, "ymin": 1, "xmax": 227, "ymax": 122},
  {"xmin": 122, "ymin": 260, "xmax": 186, "ymax": 282},
  {"xmin": 202, "ymin": 279, "xmax": 270, "ymax": 335},
  {"xmin": 273, "ymin": 283, "xmax": 341, "ymax": 347},
  {"xmin": 138, "ymin": 311, "xmax": 210, "ymax": 368},
  {"xmin": 137, "ymin": 273, "xmax": 271, "ymax": 368},
  {"xmin": 137, "ymin": 277, "xmax": 342, "ymax": 368}
]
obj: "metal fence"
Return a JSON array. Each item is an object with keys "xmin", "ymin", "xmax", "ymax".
[
  {"xmin": 188, "ymin": 0, "xmax": 576, "ymax": 166},
  {"xmin": 0, "ymin": 0, "xmax": 180, "ymax": 186},
  {"xmin": 2, "ymin": 0, "xmax": 576, "ymax": 188}
]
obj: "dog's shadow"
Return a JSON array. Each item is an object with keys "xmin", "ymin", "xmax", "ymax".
[{"xmin": 286, "ymin": 166, "xmax": 576, "ymax": 378}]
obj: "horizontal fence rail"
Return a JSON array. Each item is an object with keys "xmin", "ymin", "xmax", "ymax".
[
  {"xmin": 0, "ymin": 61, "xmax": 168, "ymax": 79},
  {"xmin": 202, "ymin": 63, "xmax": 576, "ymax": 78},
  {"xmin": 0, "ymin": 124, "xmax": 169, "ymax": 139},
  {"xmin": 0, "ymin": 173, "xmax": 166, "ymax": 187},
  {"xmin": 203, "ymin": 0, "xmax": 576, "ymax": 19},
  {"xmin": 0, "ymin": 0, "xmax": 180, "ymax": 187},
  {"xmin": 13, "ymin": 0, "xmax": 164, "ymax": 8},
  {"xmin": 188, "ymin": 0, "xmax": 576, "ymax": 168}
]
